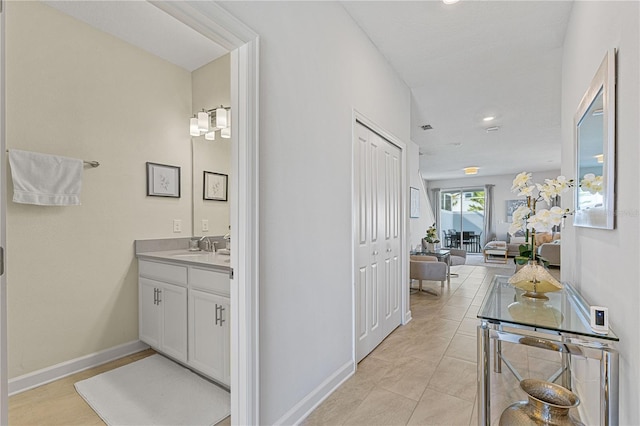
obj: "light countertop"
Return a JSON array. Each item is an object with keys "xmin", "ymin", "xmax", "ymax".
[{"xmin": 136, "ymin": 249, "xmax": 231, "ymax": 272}]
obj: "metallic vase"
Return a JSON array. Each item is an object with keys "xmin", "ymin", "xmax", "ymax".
[{"xmin": 499, "ymin": 379, "xmax": 583, "ymax": 425}]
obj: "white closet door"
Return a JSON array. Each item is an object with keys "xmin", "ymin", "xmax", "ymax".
[{"xmin": 355, "ymin": 122, "xmax": 401, "ymax": 362}]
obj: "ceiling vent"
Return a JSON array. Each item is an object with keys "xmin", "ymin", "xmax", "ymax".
[{"xmin": 420, "ymin": 124, "xmax": 433, "ymax": 130}]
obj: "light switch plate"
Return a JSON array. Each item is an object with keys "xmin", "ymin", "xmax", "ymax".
[
  {"xmin": 173, "ymin": 219, "xmax": 182, "ymax": 233},
  {"xmin": 202, "ymin": 219, "xmax": 209, "ymax": 232},
  {"xmin": 590, "ymin": 306, "xmax": 608, "ymax": 334}
]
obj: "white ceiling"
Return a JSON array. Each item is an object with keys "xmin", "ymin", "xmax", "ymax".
[
  {"xmin": 44, "ymin": 1, "xmax": 574, "ymax": 181},
  {"xmin": 342, "ymin": 1, "xmax": 574, "ymax": 181},
  {"xmin": 43, "ymin": 1, "xmax": 228, "ymax": 71}
]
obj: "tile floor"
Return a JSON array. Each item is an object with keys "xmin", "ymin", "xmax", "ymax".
[{"xmin": 303, "ymin": 257, "xmax": 565, "ymax": 425}]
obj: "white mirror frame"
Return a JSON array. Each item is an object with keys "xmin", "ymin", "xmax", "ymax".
[{"xmin": 574, "ymin": 48, "xmax": 616, "ymax": 229}]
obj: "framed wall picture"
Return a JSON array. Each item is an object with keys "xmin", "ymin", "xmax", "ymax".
[
  {"xmin": 146, "ymin": 162, "xmax": 180, "ymax": 198},
  {"xmin": 410, "ymin": 187, "xmax": 420, "ymax": 218},
  {"xmin": 506, "ymin": 199, "xmax": 527, "ymax": 222},
  {"xmin": 203, "ymin": 171, "xmax": 228, "ymax": 201}
]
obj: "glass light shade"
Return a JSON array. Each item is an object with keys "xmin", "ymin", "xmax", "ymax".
[
  {"xmin": 197, "ymin": 111, "xmax": 209, "ymax": 133},
  {"xmin": 221, "ymin": 127, "xmax": 231, "ymax": 139},
  {"xmin": 205, "ymin": 131, "xmax": 216, "ymax": 141},
  {"xmin": 215, "ymin": 107, "xmax": 228, "ymax": 129},
  {"xmin": 189, "ymin": 117, "xmax": 200, "ymax": 136}
]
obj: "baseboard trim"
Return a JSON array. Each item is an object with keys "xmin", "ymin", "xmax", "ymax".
[
  {"xmin": 9, "ymin": 340, "xmax": 149, "ymax": 396},
  {"xmin": 404, "ymin": 310, "xmax": 412, "ymax": 324},
  {"xmin": 274, "ymin": 359, "xmax": 354, "ymax": 425}
]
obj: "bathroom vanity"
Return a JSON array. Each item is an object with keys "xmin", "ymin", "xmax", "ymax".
[{"xmin": 136, "ymin": 248, "xmax": 231, "ymax": 387}]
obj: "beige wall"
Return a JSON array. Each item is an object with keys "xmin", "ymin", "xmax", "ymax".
[
  {"xmin": 5, "ymin": 2, "xmax": 193, "ymax": 378},
  {"xmin": 191, "ymin": 55, "xmax": 231, "ymax": 236},
  {"xmin": 561, "ymin": 2, "xmax": 639, "ymax": 424}
]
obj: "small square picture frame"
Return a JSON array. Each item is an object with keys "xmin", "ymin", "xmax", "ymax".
[
  {"xmin": 203, "ymin": 171, "xmax": 228, "ymax": 201},
  {"xmin": 146, "ymin": 162, "xmax": 181, "ymax": 198}
]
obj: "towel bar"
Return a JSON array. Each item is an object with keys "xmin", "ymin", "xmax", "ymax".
[{"xmin": 6, "ymin": 149, "xmax": 99, "ymax": 168}]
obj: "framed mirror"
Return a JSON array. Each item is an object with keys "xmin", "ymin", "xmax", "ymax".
[{"xmin": 574, "ymin": 48, "xmax": 616, "ymax": 229}]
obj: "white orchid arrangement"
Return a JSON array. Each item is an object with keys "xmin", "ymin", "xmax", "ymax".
[
  {"xmin": 424, "ymin": 223, "xmax": 440, "ymax": 244},
  {"xmin": 580, "ymin": 173, "xmax": 603, "ymax": 194},
  {"xmin": 509, "ymin": 172, "xmax": 573, "ymax": 261}
]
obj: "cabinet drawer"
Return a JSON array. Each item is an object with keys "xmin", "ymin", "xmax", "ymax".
[
  {"xmin": 190, "ymin": 267, "xmax": 230, "ymax": 296},
  {"xmin": 139, "ymin": 260, "xmax": 187, "ymax": 286}
]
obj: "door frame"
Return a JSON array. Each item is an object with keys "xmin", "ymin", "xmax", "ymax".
[
  {"xmin": 351, "ymin": 110, "xmax": 409, "ymax": 364},
  {"xmin": 0, "ymin": 2, "xmax": 261, "ymax": 424}
]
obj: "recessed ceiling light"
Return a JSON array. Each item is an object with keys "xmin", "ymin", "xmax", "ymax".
[
  {"xmin": 486, "ymin": 126, "xmax": 500, "ymax": 132},
  {"xmin": 463, "ymin": 167, "xmax": 479, "ymax": 175},
  {"xmin": 483, "ymin": 116, "xmax": 495, "ymax": 122},
  {"xmin": 443, "ymin": 0, "xmax": 460, "ymax": 4}
]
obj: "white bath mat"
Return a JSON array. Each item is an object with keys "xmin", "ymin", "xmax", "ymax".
[{"xmin": 75, "ymin": 354, "xmax": 230, "ymax": 426}]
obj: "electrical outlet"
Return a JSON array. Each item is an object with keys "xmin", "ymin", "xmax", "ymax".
[
  {"xmin": 173, "ymin": 219, "xmax": 182, "ymax": 233},
  {"xmin": 202, "ymin": 219, "xmax": 209, "ymax": 232}
]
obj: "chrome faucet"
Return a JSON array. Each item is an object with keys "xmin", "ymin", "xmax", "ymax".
[{"xmin": 199, "ymin": 236, "xmax": 212, "ymax": 252}]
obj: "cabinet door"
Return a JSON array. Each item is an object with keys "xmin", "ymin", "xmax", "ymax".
[
  {"xmin": 189, "ymin": 290, "xmax": 230, "ymax": 385},
  {"xmin": 159, "ymin": 283, "xmax": 188, "ymax": 363},
  {"xmin": 139, "ymin": 278, "xmax": 161, "ymax": 348}
]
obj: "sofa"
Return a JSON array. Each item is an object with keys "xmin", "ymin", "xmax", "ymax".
[
  {"xmin": 506, "ymin": 232, "xmax": 560, "ymax": 257},
  {"xmin": 537, "ymin": 240, "xmax": 561, "ymax": 266}
]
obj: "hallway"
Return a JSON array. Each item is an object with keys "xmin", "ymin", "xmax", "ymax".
[{"xmin": 303, "ymin": 260, "xmax": 564, "ymax": 425}]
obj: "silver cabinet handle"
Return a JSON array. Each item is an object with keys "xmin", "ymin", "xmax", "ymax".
[
  {"xmin": 373, "ymin": 251, "xmax": 379, "ymax": 255},
  {"xmin": 156, "ymin": 289, "xmax": 162, "ymax": 304},
  {"xmin": 215, "ymin": 304, "xmax": 226, "ymax": 327},
  {"xmin": 386, "ymin": 248, "xmax": 392, "ymax": 252},
  {"xmin": 219, "ymin": 306, "xmax": 226, "ymax": 326},
  {"xmin": 153, "ymin": 288, "xmax": 158, "ymax": 305}
]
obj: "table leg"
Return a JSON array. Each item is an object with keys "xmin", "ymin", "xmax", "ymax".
[
  {"xmin": 601, "ymin": 350, "xmax": 619, "ymax": 426},
  {"xmin": 478, "ymin": 323, "xmax": 490, "ymax": 426},
  {"xmin": 493, "ymin": 339, "xmax": 502, "ymax": 373}
]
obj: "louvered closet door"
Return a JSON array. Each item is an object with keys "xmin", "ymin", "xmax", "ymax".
[{"xmin": 355, "ymin": 122, "xmax": 402, "ymax": 363}]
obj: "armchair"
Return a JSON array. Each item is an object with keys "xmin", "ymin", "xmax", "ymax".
[
  {"xmin": 537, "ymin": 241, "xmax": 561, "ymax": 266},
  {"xmin": 448, "ymin": 248, "xmax": 467, "ymax": 277},
  {"xmin": 410, "ymin": 255, "xmax": 447, "ymax": 296}
]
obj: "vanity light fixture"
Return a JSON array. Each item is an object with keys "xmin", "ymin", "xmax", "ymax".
[
  {"xmin": 197, "ymin": 111, "xmax": 209, "ymax": 133},
  {"xmin": 464, "ymin": 167, "xmax": 479, "ymax": 175},
  {"xmin": 189, "ymin": 105, "xmax": 231, "ymax": 140},
  {"xmin": 189, "ymin": 117, "xmax": 200, "ymax": 137},
  {"xmin": 215, "ymin": 106, "xmax": 229, "ymax": 129}
]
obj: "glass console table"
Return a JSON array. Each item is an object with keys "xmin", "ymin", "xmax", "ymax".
[{"xmin": 477, "ymin": 275, "xmax": 618, "ymax": 425}]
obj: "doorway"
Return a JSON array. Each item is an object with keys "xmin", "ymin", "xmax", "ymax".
[
  {"xmin": 440, "ymin": 188, "xmax": 485, "ymax": 253},
  {"xmin": 0, "ymin": 3, "xmax": 259, "ymax": 424}
]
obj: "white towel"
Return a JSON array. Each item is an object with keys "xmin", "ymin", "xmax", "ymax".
[{"xmin": 8, "ymin": 149, "xmax": 83, "ymax": 206}]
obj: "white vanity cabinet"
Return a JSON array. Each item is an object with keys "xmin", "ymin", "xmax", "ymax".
[
  {"xmin": 189, "ymin": 289, "xmax": 230, "ymax": 384},
  {"xmin": 137, "ymin": 257, "xmax": 230, "ymax": 386},
  {"xmin": 189, "ymin": 266, "xmax": 231, "ymax": 385},
  {"xmin": 139, "ymin": 277, "xmax": 188, "ymax": 362}
]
